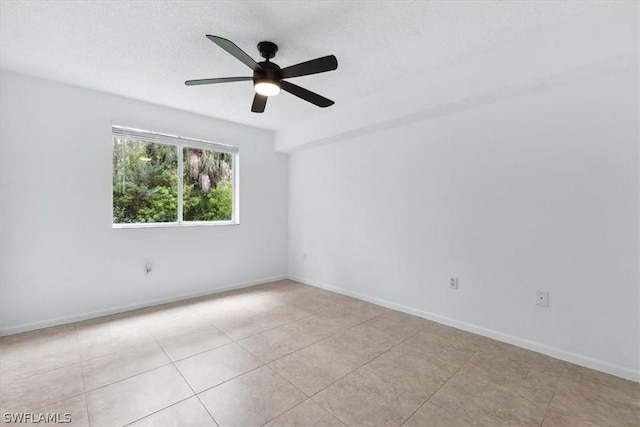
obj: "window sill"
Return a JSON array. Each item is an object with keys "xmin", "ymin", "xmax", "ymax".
[{"xmin": 112, "ymin": 221, "xmax": 239, "ymax": 229}]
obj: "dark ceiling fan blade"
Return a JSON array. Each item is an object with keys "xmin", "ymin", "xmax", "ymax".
[
  {"xmin": 185, "ymin": 77, "xmax": 253, "ymax": 86},
  {"xmin": 251, "ymin": 94, "xmax": 267, "ymax": 113},
  {"xmin": 280, "ymin": 81, "xmax": 334, "ymax": 107},
  {"xmin": 280, "ymin": 55, "xmax": 338, "ymax": 79},
  {"xmin": 206, "ymin": 35, "xmax": 263, "ymax": 71}
]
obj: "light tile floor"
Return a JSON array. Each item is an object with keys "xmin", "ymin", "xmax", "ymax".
[{"xmin": 0, "ymin": 280, "xmax": 638, "ymax": 426}]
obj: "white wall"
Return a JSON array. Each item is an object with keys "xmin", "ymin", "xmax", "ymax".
[
  {"xmin": 0, "ymin": 71, "xmax": 288, "ymax": 334},
  {"xmin": 288, "ymin": 67, "xmax": 639, "ymax": 381}
]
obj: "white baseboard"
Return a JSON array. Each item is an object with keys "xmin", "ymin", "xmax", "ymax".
[
  {"xmin": 289, "ymin": 275, "xmax": 639, "ymax": 383},
  {"xmin": 0, "ymin": 275, "xmax": 288, "ymax": 336}
]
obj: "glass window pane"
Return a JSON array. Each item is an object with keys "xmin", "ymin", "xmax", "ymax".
[
  {"xmin": 112, "ymin": 138, "xmax": 178, "ymax": 223},
  {"xmin": 182, "ymin": 147, "xmax": 233, "ymax": 222}
]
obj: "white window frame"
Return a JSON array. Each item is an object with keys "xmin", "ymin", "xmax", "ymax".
[{"xmin": 112, "ymin": 125, "xmax": 239, "ymax": 228}]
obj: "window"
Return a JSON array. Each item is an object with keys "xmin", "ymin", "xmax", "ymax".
[{"xmin": 112, "ymin": 126, "xmax": 238, "ymax": 227}]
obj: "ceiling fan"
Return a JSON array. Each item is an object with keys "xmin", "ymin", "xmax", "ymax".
[{"xmin": 185, "ymin": 35, "xmax": 338, "ymax": 113}]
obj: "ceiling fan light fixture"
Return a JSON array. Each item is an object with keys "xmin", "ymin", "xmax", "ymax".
[
  {"xmin": 254, "ymin": 80, "xmax": 281, "ymax": 96},
  {"xmin": 186, "ymin": 36, "xmax": 337, "ymax": 112}
]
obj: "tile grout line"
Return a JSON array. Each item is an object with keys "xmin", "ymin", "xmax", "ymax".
[
  {"xmin": 20, "ymin": 391, "xmax": 85, "ymax": 415},
  {"xmin": 312, "ymin": 322, "xmax": 429, "ymax": 398},
  {"xmin": 78, "ymin": 333, "xmax": 183, "ymax": 392},
  {"xmin": 398, "ymin": 345, "xmax": 479, "ymax": 426},
  {"xmin": 259, "ymin": 337, "xmax": 374, "ymax": 427},
  {"xmin": 424, "ymin": 344, "xmax": 498, "ymax": 422},
  {"xmin": 423, "ymin": 339, "xmax": 562, "ymax": 426},
  {"xmin": 193, "ymin": 312, "xmax": 245, "ymax": 343},
  {"xmin": 73, "ymin": 313, "xmax": 235, "ymax": 389},
  {"xmin": 153, "ymin": 335, "xmax": 221, "ymax": 427},
  {"xmin": 83, "ymin": 361, "xmax": 175, "ymax": 393},
  {"xmin": 189, "ymin": 363, "xmax": 267, "ymax": 396},
  {"xmin": 75, "ymin": 322, "xmax": 93, "ymax": 427},
  {"xmin": 258, "ymin": 397, "xmax": 313, "ymax": 427},
  {"xmin": 157, "ymin": 336, "xmax": 232, "ymax": 363},
  {"xmin": 538, "ymin": 363, "xmax": 567, "ymax": 427},
  {"xmin": 264, "ymin": 309, "xmax": 391, "ymax": 368},
  {"xmin": 0, "ymin": 360, "xmax": 81, "ymax": 383},
  {"xmin": 221, "ymin": 310, "xmax": 317, "ymax": 342},
  {"xmin": 16, "ymin": 330, "xmax": 89, "ymax": 426},
  {"xmin": 1, "ymin": 330, "xmax": 85, "ymax": 383},
  {"xmin": 254, "ymin": 364, "xmax": 312, "ymax": 426},
  {"xmin": 304, "ymin": 323, "xmax": 431, "ymax": 426},
  {"xmin": 76, "ymin": 327, "xmax": 157, "ymax": 364},
  {"xmin": 6, "ymin": 328, "xmax": 90, "ymax": 425},
  {"xmin": 232, "ymin": 285, "xmax": 388, "ymax": 341},
  {"xmin": 242, "ymin": 309, "xmax": 390, "ymax": 366},
  {"xmin": 198, "ymin": 291, "xmax": 327, "ymax": 343},
  {"xmin": 121, "ymin": 395, "xmax": 195, "ymax": 427},
  {"xmin": 217, "ymin": 294, "xmax": 372, "ymax": 343},
  {"xmin": 504, "ymin": 348, "xmax": 573, "ymax": 419}
]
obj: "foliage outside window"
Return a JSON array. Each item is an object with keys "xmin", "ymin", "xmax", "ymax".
[{"xmin": 112, "ymin": 126, "xmax": 238, "ymax": 227}]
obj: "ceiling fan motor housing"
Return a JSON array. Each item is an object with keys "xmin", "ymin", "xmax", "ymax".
[
  {"xmin": 255, "ymin": 42, "xmax": 281, "ymax": 86},
  {"xmin": 255, "ymin": 60, "xmax": 282, "ymax": 85}
]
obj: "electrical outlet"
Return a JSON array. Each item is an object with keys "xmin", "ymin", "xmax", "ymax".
[
  {"xmin": 145, "ymin": 262, "xmax": 152, "ymax": 274},
  {"xmin": 449, "ymin": 277, "xmax": 458, "ymax": 289},
  {"xmin": 536, "ymin": 290, "xmax": 549, "ymax": 307}
]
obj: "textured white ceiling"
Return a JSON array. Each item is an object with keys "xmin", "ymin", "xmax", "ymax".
[{"xmin": 0, "ymin": 1, "xmax": 597, "ymax": 130}]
